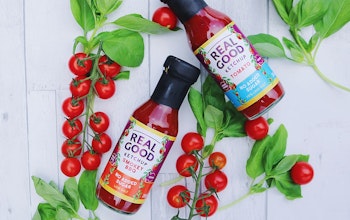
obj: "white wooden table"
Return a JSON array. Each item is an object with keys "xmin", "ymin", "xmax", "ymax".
[{"xmin": 1, "ymin": 0, "xmax": 350, "ymax": 219}]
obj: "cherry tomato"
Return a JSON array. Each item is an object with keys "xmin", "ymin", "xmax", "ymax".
[
  {"xmin": 195, "ymin": 194, "xmax": 218, "ymax": 217},
  {"xmin": 89, "ymin": 112, "xmax": 110, "ymax": 133},
  {"xmin": 152, "ymin": 7, "xmax": 178, "ymax": 30},
  {"xmin": 92, "ymin": 133, "xmax": 112, "ymax": 154},
  {"xmin": 61, "ymin": 157, "xmax": 81, "ymax": 177},
  {"xmin": 181, "ymin": 132, "xmax": 204, "ymax": 154},
  {"xmin": 62, "ymin": 118, "xmax": 83, "ymax": 139},
  {"xmin": 69, "ymin": 76, "xmax": 91, "ymax": 98},
  {"xmin": 290, "ymin": 162, "xmax": 314, "ymax": 185},
  {"xmin": 176, "ymin": 154, "xmax": 198, "ymax": 177},
  {"xmin": 68, "ymin": 53, "xmax": 92, "ymax": 76},
  {"xmin": 204, "ymin": 170, "xmax": 228, "ymax": 193},
  {"xmin": 81, "ymin": 151, "xmax": 101, "ymax": 170},
  {"xmin": 62, "ymin": 97, "xmax": 84, "ymax": 118},
  {"xmin": 98, "ymin": 55, "xmax": 121, "ymax": 78},
  {"xmin": 61, "ymin": 139, "xmax": 82, "ymax": 157},
  {"xmin": 208, "ymin": 152, "xmax": 227, "ymax": 170},
  {"xmin": 167, "ymin": 185, "xmax": 190, "ymax": 208},
  {"xmin": 94, "ymin": 77, "xmax": 116, "ymax": 99},
  {"xmin": 244, "ymin": 116, "xmax": 269, "ymax": 140}
]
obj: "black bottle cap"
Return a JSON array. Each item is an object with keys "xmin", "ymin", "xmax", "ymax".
[
  {"xmin": 161, "ymin": 0, "xmax": 207, "ymax": 23},
  {"xmin": 151, "ymin": 56, "xmax": 200, "ymax": 109}
]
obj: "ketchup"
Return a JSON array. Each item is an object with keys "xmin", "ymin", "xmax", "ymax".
[
  {"xmin": 162, "ymin": 0, "xmax": 285, "ymax": 119},
  {"xmin": 96, "ymin": 56, "xmax": 200, "ymax": 214}
]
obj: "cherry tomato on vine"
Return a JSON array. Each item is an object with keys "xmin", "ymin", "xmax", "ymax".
[
  {"xmin": 244, "ymin": 116, "xmax": 269, "ymax": 140},
  {"xmin": 152, "ymin": 7, "xmax": 178, "ymax": 30},
  {"xmin": 92, "ymin": 133, "xmax": 112, "ymax": 154},
  {"xmin": 68, "ymin": 53, "xmax": 92, "ymax": 76},
  {"xmin": 81, "ymin": 151, "xmax": 101, "ymax": 170},
  {"xmin": 208, "ymin": 152, "xmax": 227, "ymax": 170},
  {"xmin": 167, "ymin": 185, "xmax": 190, "ymax": 208},
  {"xmin": 176, "ymin": 154, "xmax": 198, "ymax": 177},
  {"xmin": 98, "ymin": 55, "xmax": 121, "ymax": 78},
  {"xmin": 62, "ymin": 118, "xmax": 83, "ymax": 139},
  {"xmin": 62, "ymin": 97, "xmax": 84, "ymax": 118},
  {"xmin": 195, "ymin": 194, "xmax": 218, "ymax": 217},
  {"xmin": 290, "ymin": 161, "xmax": 314, "ymax": 185},
  {"xmin": 69, "ymin": 76, "xmax": 91, "ymax": 98},
  {"xmin": 204, "ymin": 170, "xmax": 228, "ymax": 193},
  {"xmin": 89, "ymin": 112, "xmax": 110, "ymax": 133},
  {"xmin": 61, "ymin": 139, "xmax": 82, "ymax": 157},
  {"xmin": 181, "ymin": 132, "xmax": 204, "ymax": 154},
  {"xmin": 61, "ymin": 157, "xmax": 81, "ymax": 177},
  {"xmin": 94, "ymin": 77, "xmax": 116, "ymax": 99}
]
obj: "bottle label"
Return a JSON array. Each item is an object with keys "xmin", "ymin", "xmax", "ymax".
[
  {"xmin": 98, "ymin": 116, "xmax": 175, "ymax": 204},
  {"xmin": 194, "ymin": 21, "xmax": 279, "ymax": 111}
]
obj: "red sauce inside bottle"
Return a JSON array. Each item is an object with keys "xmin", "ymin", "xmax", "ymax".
[
  {"xmin": 183, "ymin": 7, "xmax": 285, "ymax": 119},
  {"xmin": 96, "ymin": 100, "xmax": 178, "ymax": 214}
]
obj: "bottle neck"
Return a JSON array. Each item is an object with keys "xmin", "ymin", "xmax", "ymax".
[{"xmin": 164, "ymin": 0, "xmax": 207, "ymax": 23}]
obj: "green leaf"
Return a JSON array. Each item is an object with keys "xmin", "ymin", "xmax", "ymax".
[
  {"xmin": 315, "ymin": 0, "xmax": 350, "ymax": 38},
  {"xmin": 78, "ymin": 170, "xmax": 99, "ymax": 211},
  {"xmin": 56, "ymin": 207, "xmax": 72, "ymax": 220},
  {"xmin": 271, "ymin": 0, "xmax": 293, "ymax": 25},
  {"xmin": 248, "ymin": 33, "xmax": 286, "ymax": 58},
  {"xmin": 95, "ymin": 0, "xmax": 122, "ymax": 15},
  {"xmin": 246, "ymin": 136, "xmax": 272, "ymax": 178},
  {"xmin": 31, "ymin": 176, "xmax": 75, "ymax": 213},
  {"xmin": 203, "ymin": 144, "xmax": 215, "ymax": 158},
  {"xmin": 202, "ymin": 75, "xmax": 226, "ymax": 111},
  {"xmin": 282, "ymin": 37, "xmax": 305, "ymax": 62},
  {"xmin": 270, "ymin": 154, "xmax": 300, "ymax": 176},
  {"xmin": 274, "ymin": 173, "xmax": 302, "ymax": 200},
  {"xmin": 113, "ymin": 14, "xmax": 175, "ymax": 34},
  {"xmin": 307, "ymin": 33, "xmax": 320, "ymax": 52},
  {"xmin": 204, "ymin": 105, "xmax": 224, "ymax": 130},
  {"xmin": 102, "ymin": 29, "xmax": 144, "ymax": 67},
  {"xmin": 37, "ymin": 203, "xmax": 56, "ymax": 220},
  {"xmin": 188, "ymin": 87, "xmax": 207, "ymax": 137},
  {"xmin": 263, "ymin": 124, "xmax": 288, "ymax": 175},
  {"xmin": 63, "ymin": 178, "xmax": 80, "ymax": 212},
  {"xmin": 220, "ymin": 102, "xmax": 247, "ymax": 138},
  {"xmin": 70, "ymin": 0, "xmax": 95, "ymax": 32},
  {"xmin": 298, "ymin": 0, "xmax": 329, "ymax": 28},
  {"xmin": 113, "ymin": 70, "xmax": 130, "ymax": 80}
]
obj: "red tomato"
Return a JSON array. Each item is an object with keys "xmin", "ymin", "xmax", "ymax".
[
  {"xmin": 94, "ymin": 77, "xmax": 116, "ymax": 99},
  {"xmin": 61, "ymin": 139, "xmax": 82, "ymax": 157},
  {"xmin": 68, "ymin": 53, "xmax": 92, "ymax": 76},
  {"xmin": 62, "ymin": 118, "xmax": 83, "ymax": 139},
  {"xmin": 89, "ymin": 112, "xmax": 110, "ymax": 133},
  {"xmin": 176, "ymin": 154, "xmax": 198, "ymax": 177},
  {"xmin": 61, "ymin": 157, "xmax": 81, "ymax": 177},
  {"xmin": 181, "ymin": 132, "xmax": 204, "ymax": 154},
  {"xmin": 208, "ymin": 152, "xmax": 227, "ymax": 170},
  {"xmin": 244, "ymin": 116, "xmax": 269, "ymax": 140},
  {"xmin": 98, "ymin": 55, "xmax": 121, "ymax": 78},
  {"xmin": 92, "ymin": 133, "xmax": 112, "ymax": 154},
  {"xmin": 167, "ymin": 185, "xmax": 190, "ymax": 208},
  {"xmin": 195, "ymin": 194, "xmax": 218, "ymax": 217},
  {"xmin": 204, "ymin": 170, "xmax": 228, "ymax": 193},
  {"xmin": 152, "ymin": 7, "xmax": 178, "ymax": 30},
  {"xmin": 62, "ymin": 97, "xmax": 84, "ymax": 118},
  {"xmin": 69, "ymin": 76, "xmax": 91, "ymax": 97},
  {"xmin": 81, "ymin": 151, "xmax": 101, "ymax": 170},
  {"xmin": 290, "ymin": 162, "xmax": 314, "ymax": 185}
]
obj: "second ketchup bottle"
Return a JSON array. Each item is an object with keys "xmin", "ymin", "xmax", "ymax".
[{"xmin": 161, "ymin": 0, "xmax": 285, "ymax": 120}]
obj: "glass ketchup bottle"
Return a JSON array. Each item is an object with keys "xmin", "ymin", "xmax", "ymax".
[
  {"xmin": 96, "ymin": 56, "xmax": 200, "ymax": 214},
  {"xmin": 161, "ymin": 0, "xmax": 285, "ymax": 120}
]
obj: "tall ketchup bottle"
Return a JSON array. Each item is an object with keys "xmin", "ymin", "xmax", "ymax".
[
  {"xmin": 162, "ymin": 0, "xmax": 285, "ymax": 119},
  {"xmin": 96, "ymin": 56, "xmax": 200, "ymax": 214}
]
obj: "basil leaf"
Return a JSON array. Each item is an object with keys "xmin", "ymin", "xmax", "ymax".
[
  {"xmin": 63, "ymin": 178, "xmax": 80, "ymax": 212},
  {"xmin": 282, "ymin": 37, "xmax": 305, "ymax": 62},
  {"xmin": 263, "ymin": 124, "xmax": 288, "ymax": 175},
  {"xmin": 78, "ymin": 170, "xmax": 99, "ymax": 211},
  {"xmin": 270, "ymin": 154, "xmax": 300, "ymax": 176},
  {"xmin": 113, "ymin": 14, "xmax": 174, "ymax": 34},
  {"xmin": 56, "ymin": 207, "xmax": 72, "ymax": 220},
  {"xmin": 220, "ymin": 102, "xmax": 247, "ymax": 138},
  {"xmin": 204, "ymin": 105, "xmax": 224, "ymax": 130},
  {"xmin": 202, "ymin": 75, "xmax": 226, "ymax": 111},
  {"xmin": 274, "ymin": 173, "xmax": 302, "ymax": 200},
  {"xmin": 188, "ymin": 87, "xmax": 207, "ymax": 137},
  {"xmin": 203, "ymin": 144, "xmax": 215, "ymax": 158},
  {"xmin": 271, "ymin": 0, "xmax": 293, "ymax": 25},
  {"xmin": 248, "ymin": 33, "xmax": 286, "ymax": 58},
  {"xmin": 246, "ymin": 136, "xmax": 272, "ymax": 178},
  {"xmin": 95, "ymin": 0, "xmax": 122, "ymax": 15},
  {"xmin": 298, "ymin": 0, "xmax": 329, "ymax": 28},
  {"xmin": 70, "ymin": 0, "xmax": 95, "ymax": 32},
  {"xmin": 37, "ymin": 203, "xmax": 56, "ymax": 220},
  {"xmin": 315, "ymin": 0, "xmax": 350, "ymax": 39},
  {"xmin": 102, "ymin": 29, "xmax": 144, "ymax": 67},
  {"xmin": 113, "ymin": 70, "xmax": 130, "ymax": 80}
]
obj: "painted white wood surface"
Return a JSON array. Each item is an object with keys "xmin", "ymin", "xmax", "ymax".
[{"xmin": 0, "ymin": 0, "xmax": 350, "ymax": 219}]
